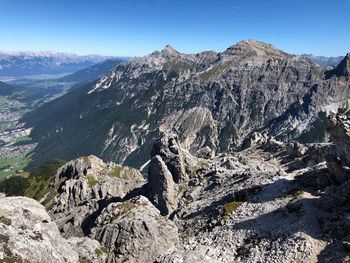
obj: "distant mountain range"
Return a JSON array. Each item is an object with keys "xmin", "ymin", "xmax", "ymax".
[
  {"xmin": 301, "ymin": 54, "xmax": 343, "ymax": 67},
  {"xmin": 56, "ymin": 58, "xmax": 124, "ymax": 84},
  {"xmin": 3, "ymin": 58, "xmax": 125, "ymax": 109},
  {"xmin": 22, "ymin": 40, "xmax": 350, "ymax": 169},
  {"xmin": 0, "ymin": 50, "xmax": 129, "ymax": 79}
]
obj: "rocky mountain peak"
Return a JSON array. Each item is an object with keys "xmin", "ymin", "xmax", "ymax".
[
  {"xmin": 162, "ymin": 44, "xmax": 178, "ymax": 53},
  {"xmin": 333, "ymin": 52, "xmax": 350, "ymax": 76},
  {"xmin": 114, "ymin": 44, "xmax": 185, "ymax": 82},
  {"xmin": 236, "ymin": 39, "xmax": 268, "ymax": 47},
  {"xmin": 161, "ymin": 44, "xmax": 183, "ymax": 59},
  {"xmin": 223, "ymin": 39, "xmax": 288, "ymax": 59}
]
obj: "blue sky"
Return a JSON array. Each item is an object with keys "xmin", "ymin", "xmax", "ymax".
[{"xmin": 0, "ymin": 0, "xmax": 349, "ymax": 57}]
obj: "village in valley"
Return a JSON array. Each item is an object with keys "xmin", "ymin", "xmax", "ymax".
[{"xmin": 0, "ymin": 96, "xmax": 36, "ymax": 181}]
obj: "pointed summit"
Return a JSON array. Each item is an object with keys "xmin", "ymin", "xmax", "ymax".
[
  {"xmin": 161, "ymin": 44, "xmax": 179, "ymax": 56},
  {"xmin": 165, "ymin": 44, "xmax": 173, "ymax": 50},
  {"xmin": 333, "ymin": 53, "xmax": 350, "ymax": 77}
]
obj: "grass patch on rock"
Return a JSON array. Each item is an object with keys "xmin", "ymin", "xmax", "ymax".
[
  {"xmin": 223, "ymin": 201, "xmax": 244, "ymax": 215},
  {"xmin": 108, "ymin": 166, "xmax": 122, "ymax": 178},
  {"xmin": 0, "ymin": 216, "xmax": 11, "ymax": 226},
  {"xmin": 87, "ymin": 175, "xmax": 100, "ymax": 188},
  {"xmin": 95, "ymin": 249, "xmax": 102, "ymax": 256}
]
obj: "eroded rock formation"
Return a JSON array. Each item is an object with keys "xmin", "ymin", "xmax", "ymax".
[{"xmin": 5, "ymin": 115, "xmax": 350, "ymax": 262}]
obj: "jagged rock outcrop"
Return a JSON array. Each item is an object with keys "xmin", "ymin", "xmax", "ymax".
[
  {"xmin": 0, "ymin": 193, "xmax": 79, "ymax": 263},
  {"xmin": 31, "ymin": 153, "xmax": 180, "ymax": 263},
  {"xmin": 241, "ymin": 131, "xmax": 335, "ymax": 174},
  {"xmin": 148, "ymin": 155, "xmax": 178, "ymax": 215},
  {"xmin": 90, "ymin": 196, "xmax": 179, "ymax": 263},
  {"xmin": 146, "ymin": 132, "xmax": 202, "ymax": 215},
  {"xmin": 151, "ymin": 133, "xmax": 188, "ymax": 183},
  {"xmin": 48, "ymin": 155, "xmax": 146, "ymax": 237},
  {"xmin": 325, "ymin": 113, "xmax": 350, "ymax": 182}
]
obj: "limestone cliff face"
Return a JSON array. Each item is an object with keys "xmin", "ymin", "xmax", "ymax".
[{"xmin": 25, "ymin": 40, "xmax": 350, "ymax": 168}]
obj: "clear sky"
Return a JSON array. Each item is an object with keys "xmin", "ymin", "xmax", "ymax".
[{"xmin": 0, "ymin": 0, "xmax": 349, "ymax": 57}]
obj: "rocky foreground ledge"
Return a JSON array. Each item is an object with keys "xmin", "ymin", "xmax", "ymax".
[
  {"xmin": 2, "ymin": 114, "xmax": 350, "ymax": 262},
  {"xmin": 0, "ymin": 193, "xmax": 103, "ymax": 263}
]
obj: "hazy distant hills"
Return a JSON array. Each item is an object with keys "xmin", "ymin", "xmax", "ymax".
[
  {"xmin": 301, "ymin": 54, "xmax": 343, "ymax": 67},
  {"xmin": 56, "ymin": 58, "xmax": 124, "ymax": 84},
  {"xmin": 0, "ymin": 50, "xmax": 129, "ymax": 79}
]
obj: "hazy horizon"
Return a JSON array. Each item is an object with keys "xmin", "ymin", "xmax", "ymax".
[
  {"xmin": 1, "ymin": 0, "xmax": 349, "ymax": 57},
  {"xmin": 0, "ymin": 40, "xmax": 347, "ymax": 59}
]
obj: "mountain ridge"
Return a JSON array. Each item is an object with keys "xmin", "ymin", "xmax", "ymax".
[{"xmin": 22, "ymin": 40, "xmax": 350, "ymax": 169}]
